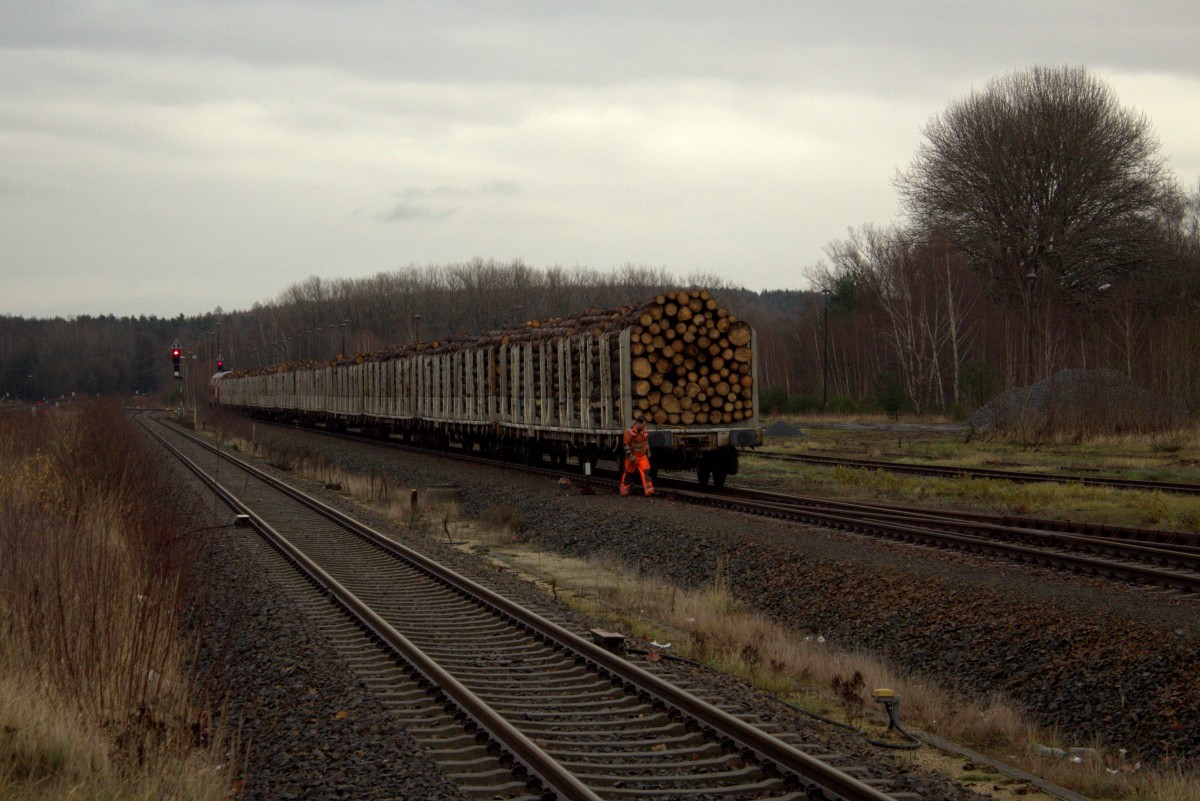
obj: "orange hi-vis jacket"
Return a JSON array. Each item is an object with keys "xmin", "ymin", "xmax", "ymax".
[
  {"xmin": 624, "ymin": 425, "xmax": 650, "ymax": 457},
  {"xmin": 620, "ymin": 424, "xmax": 654, "ymax": 496}
]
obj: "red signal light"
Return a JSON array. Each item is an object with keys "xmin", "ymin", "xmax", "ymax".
[{"xmin": 172, "ymin": 348, "xmax": 181, "ymax": 358}]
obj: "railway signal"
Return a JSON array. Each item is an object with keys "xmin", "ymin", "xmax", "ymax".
[
  {"xmin": 216, "ymin": 353, "xmax": 225, "ymax": 372},
  {"xmin": 171, "ymin": 341, "xmax": 182, "ymax": 378}
]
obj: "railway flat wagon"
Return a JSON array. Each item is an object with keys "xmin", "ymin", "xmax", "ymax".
[{"xmin": 215, "ymin": 289, "xmax": 762, "ymax": 486}]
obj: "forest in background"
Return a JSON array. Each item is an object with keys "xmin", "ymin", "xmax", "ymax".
[
  {"xmin": 3, "ymin": 67, "xmax": 1199, "ymax": 419},
  {"xmin": 2, "ymin": 242, "xmax": 1198, "ymax": 419}
]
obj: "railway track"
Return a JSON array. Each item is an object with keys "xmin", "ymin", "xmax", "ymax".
[
  {"xmin": 749, "ymin": 451, "xmax": 1200, "ymax": 496},
  {"xmin": 242, "ymin": 416, "xmax": 1200, "ymax": 597},
  {"xmin": 670, "ymin": 483, "xmax": 1200, "ymax": 596},
  {"xmin": 141, "ymin": 413, "xmax": 914, "ymax": 801}
]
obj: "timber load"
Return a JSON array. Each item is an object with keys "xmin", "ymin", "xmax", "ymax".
[
  {"xmin": 217, "ymin": 289, "xmax": 761, "ymax": 485},
  {"xmin": 234, "ymin": 288, "xmax": 755, "ymax": 428}
]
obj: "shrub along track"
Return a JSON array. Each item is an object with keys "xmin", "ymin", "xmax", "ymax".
[
  {"xmin": 143, "ymin": 413, "xmax": 950, "ymax": 801},
  {"xmin": 228, "ymin": 415, "xmax": 1200, "ymax": 771}
]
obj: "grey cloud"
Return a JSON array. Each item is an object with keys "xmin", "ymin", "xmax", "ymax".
[
  {"xmin": 377, "ymin": 200, "xmax": 456, "ymax": 223},
  {"xmin": 427, "ymin": 184, "xmax": 472, "ymax": 199},
  {"xmin": 479, "ymin": 180, "xmax": 519, "ymax": 196},
  {"xmin": 2, "ymin": 1, "xmax": 1197, "ymax": 318},
  {"xmin": 4, "ymin": 2, "xmax": 1197, "ymax": 91},
  {"xmin": 375, "ymin": 181, "xmax": 515, "ymax": 223}
]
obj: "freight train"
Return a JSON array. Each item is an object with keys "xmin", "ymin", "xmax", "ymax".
[{"xmin": 212, "ymin": 290, "xmax": 762, "ymax": 486}]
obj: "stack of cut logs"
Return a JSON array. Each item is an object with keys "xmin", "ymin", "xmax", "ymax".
[
  {"xmin": 442, "ymin": 288, "xmax": 754, "ymax": 426},
  {"xmin": 627, "ymin": 290, "xmax": 754, "ymax": 425},
  {"xmin": 464, "ymin": 288, "xmax": 754, "ymax": 427},
  {"xmin": 233, "ymin": 288, "xmax": 754, "ymax": 428}
]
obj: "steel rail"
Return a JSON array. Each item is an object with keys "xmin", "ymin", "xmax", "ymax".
[
  {"xmin": 689, "ymin": 494, "xmax": 1200, "ymax": 594},
  {"xmin": 147, "ymin": 415, "xmax": 900, "ymax": 801},
  {"xmin": 661, "ymin": 482, "xmax": 1200, "ymax": 561},
  {"xmin": 243, "ymin": 416, "xmax": 1200, "ymax": 548},
  {"xmin": 142, "ymin": 419, "xmax": 603, "ymax": 801},
  {"xmin": 851, "ymin": 509, "xmax": 1200, "ymax": 566},
  {"xmin": 750, "ymin": 451, "xmax": 1200, "ymax": 496},
  {"xmin": 233, "ymin": 416, "xmax": 1200, "ymax": 591}
]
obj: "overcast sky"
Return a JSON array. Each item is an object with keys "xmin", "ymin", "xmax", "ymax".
[{"xmin": 2, "ymin": 1, "xmax": 1197, "ymax": 319}]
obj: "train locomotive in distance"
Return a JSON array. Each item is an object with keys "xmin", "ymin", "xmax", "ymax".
[{"xmin": 213, "ymin": 289, "xmax": 763, "ymax": 487}]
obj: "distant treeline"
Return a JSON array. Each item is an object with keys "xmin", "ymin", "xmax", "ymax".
[
  {"xmin": 3, "ymin": 249, "xmax": 1200, "ymax": 416},
  {"xmin": 0, "ymin": 262, "xmax": 801, "ymax": 404},
  {"xmin": 0, "ymin": 314, "xmax": 177, "ymax": 402}
]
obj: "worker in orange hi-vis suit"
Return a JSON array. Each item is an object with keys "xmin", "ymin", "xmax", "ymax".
[{"xmin": 620, "ymin": 420, "xmax": 654, "ymax": 497}]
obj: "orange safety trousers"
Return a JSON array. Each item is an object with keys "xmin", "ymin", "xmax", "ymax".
[{"xmin": 620, "ymin": 453, "xmax": 654, "ymax": 496}]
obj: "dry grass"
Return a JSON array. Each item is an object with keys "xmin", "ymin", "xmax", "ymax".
[
  {"xmin": 0, "ymin": 403, "xmax": 231, "ymax": 800},
  {"xmin": 481, "ymin": 505, "xmax": 528, "ymax": 541},
  {"xmin": 762, "ymin": 415, "xmax": 1200, "ymax": 481},
  {"xmin": 0, "ymin": 675, "xmax": 115, "ymax": 790},
  {"xmin": 557, "ymin": 552, "xmax": 1028, "ymax": 742},
  {"xmin": 451, "ymin": 534, "xmax": 1199, "ymax": 801},
  {"xmin": 742, "ymin": 437, "xmax": 1200, "ymax": 531},
  {"xmin": 218, "ymin": 430, "xmax": 464, "ymax": 537}
]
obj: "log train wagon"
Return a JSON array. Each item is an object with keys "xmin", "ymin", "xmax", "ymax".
[{"xmin": 214, "ymin": 290, "xmax": 763, "ymax": 486}]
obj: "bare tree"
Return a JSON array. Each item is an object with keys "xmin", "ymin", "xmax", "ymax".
[
  {"xmin": 895, "ymin": 66, "xmax": 1176, "ymax": 308},
  {"xmin": 814, "ymin": 226, "xmax": 986, "ymax": 412}
]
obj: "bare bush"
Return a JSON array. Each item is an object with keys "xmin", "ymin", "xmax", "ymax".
[
  {"xmin": 0, "ymin": 402, "xmax": 230, "ymax": 799},
  {"xmin": 483, "ymin": 505, "xmax": 527, "ymax": 541}
]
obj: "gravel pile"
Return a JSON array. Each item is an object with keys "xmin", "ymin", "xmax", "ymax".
[
  {"xmin": 764, "ymin": 419, "xmax": 805, "ymax": 438},
  {"xmin": 967, "ymin": 368, "xmax": 1189, "ymax": 436}
]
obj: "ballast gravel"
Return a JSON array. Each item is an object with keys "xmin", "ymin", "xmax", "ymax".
[
  {"xmin": 186, "ymin": 530, "xmax": 471, "ymax": 801},
  {"xmin": 179, "ymin": 416, "xmax": 1200, "ymax": 798}
]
